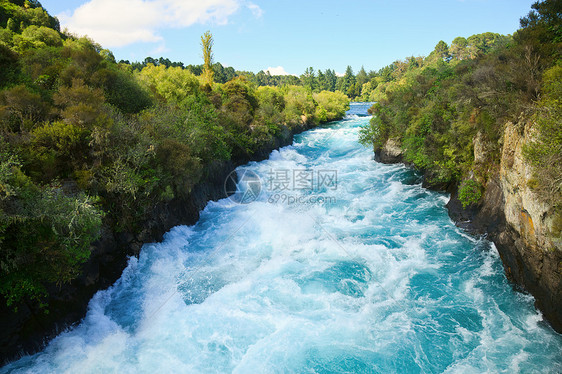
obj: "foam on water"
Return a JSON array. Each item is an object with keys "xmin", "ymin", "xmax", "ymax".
[{"xmin": 3, "ymin": 105, "xmax": 562, "ymax": 373}]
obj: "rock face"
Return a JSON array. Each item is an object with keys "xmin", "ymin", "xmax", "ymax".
[
  {"xmin": 448, "ymin": 121, "xmax": 562, "ymax": 333},
  {"xmin": 495, "ymin": 122, "xmax": 561, "ymax": 331},
  {"xmin": 0, "ymin": 123, "xmax": 301, "ymax": 364},
  {"xmin": 500, "ymin": 122, "xmax": 558, "ymax": 252},
  {"xmin": 374, "ymin": 138, "xmax": 404, "ymax": 164},
  {"xmin": 372, "ymin": 123, "xmax": 561, "ymax": 333}
]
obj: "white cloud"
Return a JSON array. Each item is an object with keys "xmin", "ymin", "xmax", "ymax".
[
  {"xmin": 58, "ymin": 0, "xmax": 260, "ymax": 48},
  {"xmin": 246, "ymin": 2, "xmax": 263, "ymax": 18},
  {"xmin": 163, "ymin": 0, "xmax": 239, "ymax": 27},
  {"xmin": 151, "ymin": 43, "xmax": 169, "ymax": 55},
  {"xmin": 265, "ymin": 66, "xmax": 296, "ymax": 76},
  {"xmin": 335, "ymin": 71, "xmax": 344, "ymax": 77},
  {"xmin": 58, "ymin": 0, "xmax": 162, "ymax": 46}
]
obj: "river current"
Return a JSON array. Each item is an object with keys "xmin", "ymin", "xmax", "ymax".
[{"xmin": 4, "ymin": 103, "xmax": 562, "ymax": 373}]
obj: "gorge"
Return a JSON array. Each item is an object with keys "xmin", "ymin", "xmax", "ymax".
[{"xmin": 2, "ymin": 103, "xmax": 561, "ymax": 372}]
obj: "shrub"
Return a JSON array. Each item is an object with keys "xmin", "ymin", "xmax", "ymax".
[
  {"xmin": 27, "ymin": 121, "xmax": 89, "ymax": 180},
  {"xmin": 313, "ymin": 90, "xmax": 350, "ymax": 122},
  {"xmin": 282, "ymin": 85, "xmax": 316, "ymax": 126},
  {"xmin": 91, "ymin": 67, "xmax": 152, "ymax": 113},
  {"xmin": 20, "ymin": 25, "xmax": 62, "ymax": 47},
  {"xmin": 524, "ymin": 64, "xmax": 562, "ymax": 208},
  {"xmin": 136, "ymin": 64, "xmax": 200, "ymax": 104},
  {"xmin": 458, "ymin": 179, "xmax": 482, "ymax": 207},
  {"xmin": 0, "ymin": 85, "xmax": 47, "ymax": 131},
  {"xmin": 0, "ymin": 157, "xmax": 102, "ymax": 307}
]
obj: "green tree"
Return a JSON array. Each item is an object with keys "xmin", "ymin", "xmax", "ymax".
[
  {"xmin": 201, "ymin": 30, "xmax": 214, "ymax": 86},
  {"xmin": 20, "ymin": 25, "xmax": 62, "ymax": 47},
  {"xmin": 136, "ymin": 64, "xmax": 200, "ymax": 105},
  {"xmin": 91, "ymin": 66, "xmax": 152, "ymax": 113},
  {"xmin": 316, "ymin": 69, "xmax": 327, "ymax": 91},
  {"xmin": 255, "ymin": 70, "xmax": 270, "ymax": 86},
  {"xmin": 53, "ymin": 79, "xmax": 108, "ymax": 129},
  {"xmin": 282, "ymin": 85, "xmax": 317, "ymax": 126},
  {"xmin": 213, "ymin": 62, "xmax": 231, "ymax": 83},
  {"xmin": 356, "ymin": 66, "xmax": 368, "ymax": 86},
  {"xmin": 520, "ymin": 0, "xmax": 562, "ymax": 44},
  {"xmin": 324, "ymin": 69, "xmax": 337, "ymax": 91},
  {"xmin": 313, "ymin": 90, "xmax": 350, "ymax": 122},
  {"xmin": 450, "ymin": 37, "xmax": 469, "ymax": 60},
  {"xmin": 336, "ymin": 65, "xmax": 355, "ymax": 94},
  {"xmin": 378, "ymin": 64, "xmax": 395, "ymax": 82},
  {"xmin": 431, "ymin": 40, "xmax": 450, "ymax": 61},
  {"xmin": 300, "ymin": 67, "xmax": 316, "ymax": 91},
  {"xmin": 0, "ymin": 162, "xmax": 102, "ymax": 307}
]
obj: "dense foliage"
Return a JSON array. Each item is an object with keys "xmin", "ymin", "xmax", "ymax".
[
  {"xmin": 360, "ymin": 0, "xmax": 561, "ymax": 224},
  {"xmin": 125, "ymin": 57, "xmax": 385, "ymax": 100},
  {"xmin": 0, "ymin": 0, "xmax": 350, "ymax": 309}
]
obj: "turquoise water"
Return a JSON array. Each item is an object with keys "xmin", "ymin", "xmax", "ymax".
[{"xmin": 3, "ymin": 103, "xmax": 562, "ymax": 373}]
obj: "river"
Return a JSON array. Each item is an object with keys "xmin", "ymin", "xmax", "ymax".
[{"xmin": 3, "ymin": 103, "xmax": 562, "ymax": 373}]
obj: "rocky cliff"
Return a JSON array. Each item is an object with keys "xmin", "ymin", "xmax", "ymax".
[
  {"xmin": 477, "ymin": 122, "xmax": 561, "ymax": 332},
  {"xmin": 377, "ymin": 122, "xmax": 562, "ymax": 333},
  {"xmin": 374, "ymin": 137, "xmax": 404, "ymax": 164}
]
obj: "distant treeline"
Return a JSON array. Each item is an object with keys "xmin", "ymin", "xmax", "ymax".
[
  {"xmin": 124, "ymin": 31, "xmax": 521, "ymax": 100},
  {"xmin": 121, "ymin": 57, "xmax": 372, "ymax": 99}
]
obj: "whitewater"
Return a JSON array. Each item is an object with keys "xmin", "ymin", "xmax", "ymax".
[{"xmin": 3, "ymin": 103, "xmax": 562, "ymax": 373}]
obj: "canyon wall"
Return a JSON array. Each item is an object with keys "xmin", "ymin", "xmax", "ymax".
[{"xmin": 376, "ymin": 122, "xmax": 562, "ymax": 333}]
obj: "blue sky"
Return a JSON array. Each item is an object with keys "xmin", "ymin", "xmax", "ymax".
[{"xmin": 40, "ymin": 0, "xmax": 536, "ymax": 75}]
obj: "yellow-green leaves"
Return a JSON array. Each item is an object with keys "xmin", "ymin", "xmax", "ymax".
[
  {"xmin": 136, "ymin": 64, "xmax": 200, "ymax": 105},
  {"xmin": 201, "ymin": 31, "xmax": 214, "ymax": 86}
]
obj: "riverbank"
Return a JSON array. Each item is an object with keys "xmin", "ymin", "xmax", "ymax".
[
  {"xmin": 374, "ymin": 138, "xmax": 562, "ymax": 334},
  {"xmin": 0, "ymin": 120, "xmax": 320, "ymax": 364}
]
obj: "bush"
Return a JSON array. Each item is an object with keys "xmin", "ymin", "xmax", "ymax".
[
  {"xmin": 136, "ymin": 64, "xmax": 200, "ymax": 104},
  {"xmin": 458, "ymin": 179, "xmax": 482, "ymax": 207},
  {"xmin": 91, "ymin": 66, "xmax": 152, "ymax": 113},
  {"xmin": 524, "ymin": 64, "xmax": 562, "ymax": 208},
  {"xmin": 0, "ymin": 84, "xmax": 47, "ymax": 132},
  {"xmin": 53, "ymin": 79, "xmax": 110, "ymax": 128},
  {"xmin": 20, "ymin": 25, "xmax": 62, "ymax": 47},
  {"xmin": 313, "ymin": 90, "xmax": 350, "ymax": 122},
  {"xmin": 0, "ymin": 156, "xmax": 102, "ymax": 307},
  {"xmin": 155, "ymin": 138, "xmax": 202, "ymax": 197},
  {"xmin": 282, "ymin": 85, "xmax": 316, "ymax": 126},
  {"xmin": 27, "ymin": 121, "xmax": 89, "ymax": 180}
]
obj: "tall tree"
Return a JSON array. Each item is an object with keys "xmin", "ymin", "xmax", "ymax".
[
  {"xmin": 201, "ymin": 31, "xmax": 214, "ymax": 86},
  {"xmin": 434, "ymin": 40, "xmax": 450, "ymax": 61},
  {"xmin": 316, "ymin": 69, "xmax": 328, "ymax": 91},
  {"xmin": 256, "ymin": 70, "xmax": 269, "ymax": 86},
  {"xmin": 325, "ymin": 69, "xmax": 337, "ymax": 91},
  {"xmin": 356, "ymin": 66, "xmax": 368, "ymax": 86},
  {"xmin": 450, "ymin": 37, "xmax": 469, "ymax": 60},
  {"xmin": 300, "ymin": 66, "xmax": 316, "ymax": 91},
  {"xmin": 336, "ymin": 65, "xmax": 356, "ymax": 94},
  {"xmin": 520, "ymin": 0, "xmax": 562, "ymax": 44}
]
